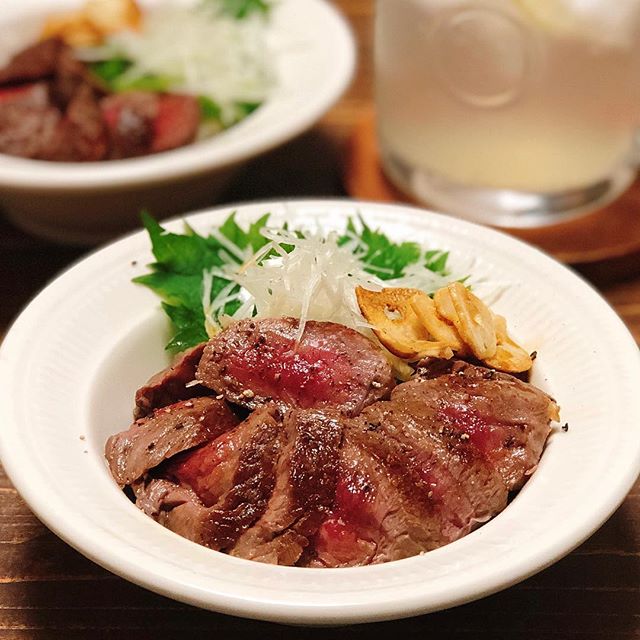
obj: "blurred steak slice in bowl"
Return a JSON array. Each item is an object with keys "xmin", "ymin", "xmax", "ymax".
[
  {"xmin": 196, "ymin": 318, "xmax": 395, "ymax": 416},
  {"xmin": 0, "ymin": 37, "xmax": 110, "ymax": 161},
  {"xmin": 0, "ymin": 38, "xmax": 65, "ymax": 85},
  {"xmin": 101, "ymin": 91, "xmax": 200, "ymax": 159},
  {"xmin": 105, "ymin": 396, "xmax": 239, "ymax": 487}
]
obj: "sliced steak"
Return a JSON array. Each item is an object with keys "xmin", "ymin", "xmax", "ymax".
[
  {"xmin": 101, "ymin": 91, "xmax": 200, "ymax": 158},
  {"xmin": 197, "ymin": 318, "xmax": 395, "ymax": 416},
  {"xmin": 398, "ymin": 360, "xmax": 558, "ymax": 491},
  {"xmin": 356, "ymin": 399, "xmax": 508, "ymax": 527},
  {"xmin": 0, "ymin": 38, "xmax": 65, "ymax": 85},
  {"xmin": 116, "ymin": 342, "xmax": 556, "ymax": 567},
  {"xmin": 310, "ymin": 434, "xmax": 442, "ymax": 567},
  {"xmin": 152, "ymin": 94, "xmax": 200, "ymax": 152},
  {"xmin": 229, "ymin": 408, "xmax": 343, "ymax": 565},
  {"xmin": 105, "ymin": 396, "xmax": 239, "ymax": 487},
  {"xmin": 135, "ymin": 478, "xmax": 198, "ymax": 519},
  {"xmin": 50, "ymin": 45, "xmax": 104, "ymax": 108},
  {"xmin": 164, "ymin": 406, "xmax": 279, "ymax": 508},
  {"xmin": 0, "ymin": 82, "xmax": 50, "ymax": 108},
  {"xmin": 63, "ymin": 83, "xmax": 108, "ymax": 161},
  {"xmin": 139, "ymin": 406, "xmax": 284, "ymax": 550},
  {"xmin": 101, "ymin": 91, "xmax": 157, "ymax": 158},
  {"xmin": 134, "ymin": 343, "xmax": 208, "ymax": 419},
  {"xmin": 0, "ymin": 83, "xmax": 66, "ymax": 161}
]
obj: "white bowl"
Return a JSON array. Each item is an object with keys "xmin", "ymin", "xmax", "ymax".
[
  {"xmin": 0, "ymin": 1, "xmax": 355, "ymax": 245},
  {"xmin": 1, "ymin": 199, "xmax": 639, "ymax": 625}
]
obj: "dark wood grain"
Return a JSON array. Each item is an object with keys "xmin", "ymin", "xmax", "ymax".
[{"xmin": 0, "ymin": 1, "xmax": 639, "ymax": 637}]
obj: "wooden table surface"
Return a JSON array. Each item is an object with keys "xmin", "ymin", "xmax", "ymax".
[{"xmin": 1, "ymin": 1, "xmax": 639, "ymax": 637}]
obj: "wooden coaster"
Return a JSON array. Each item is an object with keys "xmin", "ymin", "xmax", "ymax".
[{"xmin": 344, "ymin": 109, "xmax": 640, "ymax": 264}]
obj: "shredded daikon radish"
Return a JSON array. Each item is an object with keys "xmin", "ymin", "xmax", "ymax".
[
  {"xmin": 101, "ymin": 1, "xmax": 274, "ymax": 125},
  {"xmin": 385, "ymin": 261, "xmax": 468, "ymax": 293},
  {"xmin": 200, "ymin": 227, "xmax": 466, "ymax": 342}
]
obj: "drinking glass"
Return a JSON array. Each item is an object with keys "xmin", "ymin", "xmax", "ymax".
[{"xmin": 375, "ymin": 0, "xmax": 640, "ymax": 226}]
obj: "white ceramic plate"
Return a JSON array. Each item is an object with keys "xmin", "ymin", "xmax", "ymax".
[
  {"xmin": 1, "ymin": 200, "xmax": 639, "ymax": 625},
  {"xmin": 0, "ymin": 1, "xmax": 355, "ymax": 243}
]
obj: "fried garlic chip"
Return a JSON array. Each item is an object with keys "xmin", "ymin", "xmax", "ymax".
[
  {"xmin": 42, "ymin": 0, "xmax": 140, "ymax": 46},
  {"xmin": 434, "ymin": 282, "xmax": 497, "ymax": 360},
  {"xmin": 85, "ymin": 0, "xmax": 141, "ymax": 34},
  {"xmin": 356, "ymin": 287, "xmax": 453, "ymax": 361},
  {"xmin": 42, "ymin": 13, "xmax": 103, "ymax": 47},
  {"xmin": 410, "ymin": 293, "xmax": 467, "ymax": 354},
  {"xmin": 483, "ymin": 314, "xmax": 533, "ymax": 373}
]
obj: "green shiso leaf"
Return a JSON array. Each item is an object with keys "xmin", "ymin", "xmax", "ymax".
[
  {"xmin": 89, "ymin": 58, "xmax": 175, "ymax": 93},
  {"xmin": 424, "ymin": 249, "xmax": 450, "ymax": 275},
  {"xmin": 340, "ymin": 215, "xmax": 423, "ymax": 280},
  {"xmin": 162, "ymin": 302, "xmax": 209, "ymax": 352},
  {"xmin": 89, "ymin": 57, "xmax": 132, "ymax": 86},
  {"xmin": 198, "ymin": 96, "xmax": 223, "ymax": 122},
  {"xmin": 113, "ymin": 73, "xmax": 175, "ymax": 92},
  {"xmin": 218, "ymin": 212, "xmax": 271, "ymax": 253}
]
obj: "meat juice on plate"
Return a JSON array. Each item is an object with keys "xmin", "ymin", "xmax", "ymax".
[{"xmin": 375, "ymin": 0, "xmax": 640, "ymax": 223}]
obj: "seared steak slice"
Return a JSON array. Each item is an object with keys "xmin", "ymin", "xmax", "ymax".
[
  {"xmin": 105, "ymin": 397, "xmax": 239, "ymax": 487},
  {"xmin": 101, "ymin": 91, "xmax": 156, "ymax": 158},
  {"xmin": 309, "ymin": 418, "xmax": 501, "ymax": 568},
  {"xmin": 0, "ymin": 83, "xmax": 66, "ymax": 161},
  {"xmin": 135, "ymin": 478, "xmax": 197, "ymax": 519},
  {"xmin": 101, "ymin": 91, "xmax": 200, "ymax": 159},
  {"xmin": 0, "ymin": 38, "xmax": 65, "ymax": 85},
  {"xmin": 0, "ymin": 82, "xmax": 50, "ymax": 108},
  {"xmin": 63, "ymin": 83, "xmax": 108, "ymax": 161},
  {"xmin": 310, "ymin": 434, "xmax": 445, "ymax": 567},
  {"xmin": 355, "ymin": 400, "xmax": 508, "ymax": 527},
  {"xmin": 398, "ymin": 360, "xmax": 558, "ymax": 491},
  {"xmin": 50, "ymin": 45, "xmax": 105, "ymax": 108},
  {"xmin": 197, "ymin": 318, "xmax": 395, "ymax": 416},
  {"xmin": 137, "ymin": 406, "xmax": 284, "ymax": 550},
  {"xmin": 230, "ymin": 408, "xmax": 343, "ymax": 565},
  {"xmin": 134, "ymin": 343, "xmax": 208, "ymax": 419},
  {"xmin": 151, "ymin": 93, "xmax": 200, "ymax": 152}
]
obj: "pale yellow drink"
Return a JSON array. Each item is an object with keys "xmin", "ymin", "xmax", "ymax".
[{"xmin": 375, "ymin": 0, "xmax": 640, "ymax": 224}]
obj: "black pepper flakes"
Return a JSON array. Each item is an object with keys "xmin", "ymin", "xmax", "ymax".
[{"xmin": 561, "ymin": 423, "xmax": 569, "ymax": 432}]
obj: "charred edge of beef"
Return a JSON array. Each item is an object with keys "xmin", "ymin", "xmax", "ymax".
[
  {"xmin": 105, "ymin": 396, "xmax": 240, "ymax": 488},
  {"xmin": 229, "ymin": 408, "xmax": 343, "ymax": 565},
  {"xmin": 134, "ymin": 343, "xmax": 208, "ymax": 419},
  {"xmin": 134, "ymin": 405, "xmax": 284, "ymax": 551},
  {"xmin": 395, "ymin": 361, "xmax": 557, "ymax": 491}
]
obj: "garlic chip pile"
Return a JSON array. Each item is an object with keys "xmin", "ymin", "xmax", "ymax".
[
  {"xmin": 356, "ymin": 282, "xmax": 533, "ymax": 373},
  {"xmin": 42, "ymin": 0, "xmax": 141, "ymax": 47}
]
